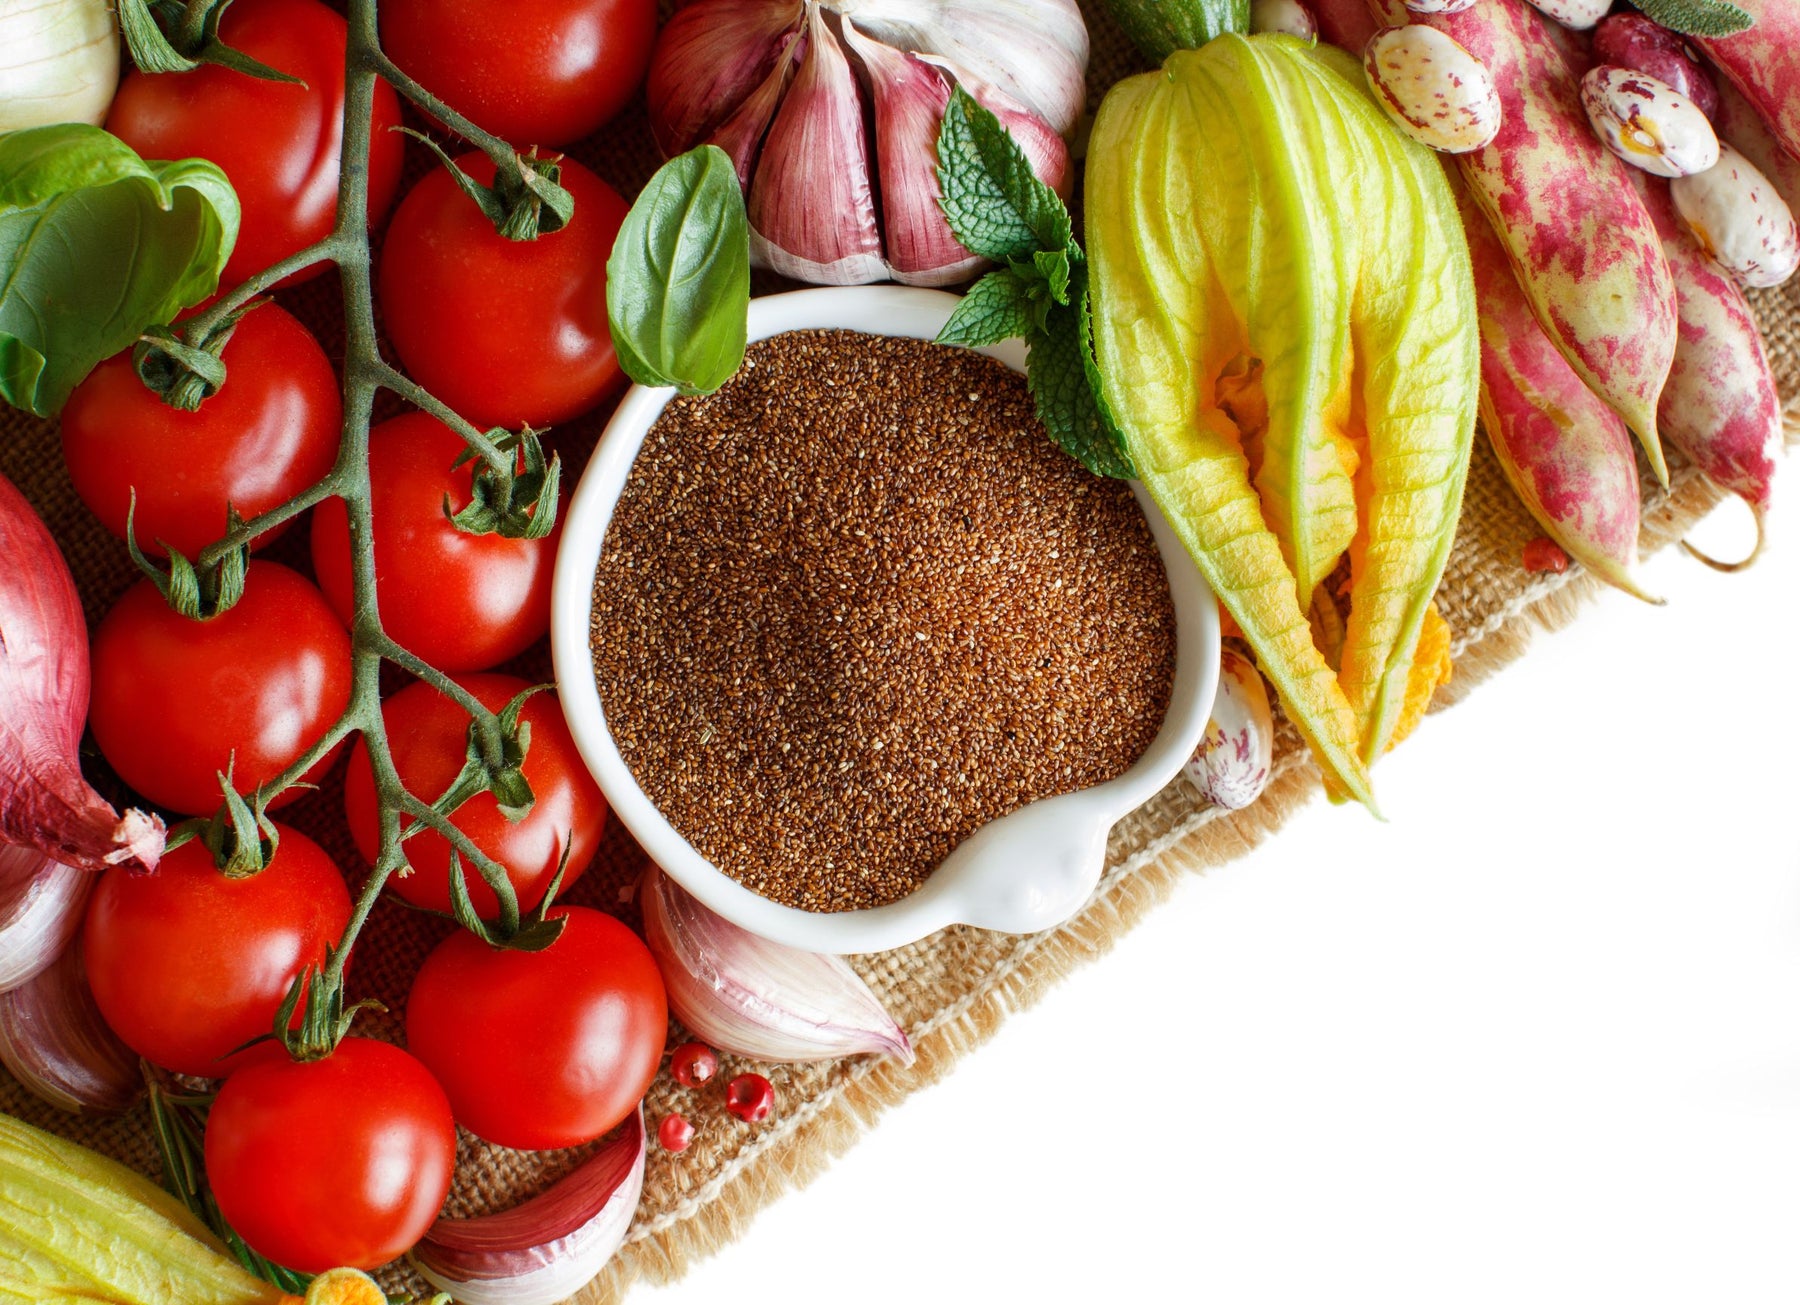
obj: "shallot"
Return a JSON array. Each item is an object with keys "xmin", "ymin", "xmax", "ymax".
[{"xmin": 0, "ymin": 472, "xmax": 163, "ymax": 874}]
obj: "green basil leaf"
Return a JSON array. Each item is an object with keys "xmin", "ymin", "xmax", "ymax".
[
  {"xmin": 936, "ymin": 85, "xmax": 1073, "ymax": 263},
  {"xmin": 0, "ymin": 124, "xmax": 239, "ymax": 417},
  {"xmin": 1101, "ymin": 0, "xmax": 1252, "ymax": 61},
  {"xmin": 606, "ymin": 144, "xmax": 749, "ymax": 397}
]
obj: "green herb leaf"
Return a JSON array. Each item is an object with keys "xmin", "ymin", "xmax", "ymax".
[
  {"xmin": 1632, "ymin": 0, "xmax": 1754, "ymax": 35},
  {"xmin": 606, "ymin": 144, "xmax": 750, "ymax": 396},
  {"xmin": 936, "ymin": 86, "xmax": 1073, "ymax": 263},
  {"xmin": 1027, "ymin": 264, "xmax": 1136, "ymax": 481},
  {"xmin": 937, "ymin": 268, "xmax": 1041, "ymax": 348},
  {"xmin": 1100, "ymin": 0, "xmax": 1252, "ymax": 61},
  {"xmin": 0, "ymin": 125, "xmax": 238, "ymax": 417}
]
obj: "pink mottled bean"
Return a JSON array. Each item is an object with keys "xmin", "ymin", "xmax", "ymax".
[
  {"xmin": 1366, "ymin": 0, "xmax": 1678, "ymax": 483},
  {"xmin": 1712, "ymin": 80, "xmax": 1800, "ymax": 213},
  {"xmin": 1632, "ymin": 171, "xmax": 1782, "ymax": 522},
  {"xmin": 1592, "ymin": 13, "xmax": 1719, "ymax": 121},
  {"xmin": 1457, "ymin": 184, "xmax": 1655, "ymax": 602},
  {"xmin": 1313, "ymin": 0, "xmax": 1379, "ymax": 51},
  {"xmin": 1698, "ymin": 0, "xmax": 1800, "ymax": 163}
]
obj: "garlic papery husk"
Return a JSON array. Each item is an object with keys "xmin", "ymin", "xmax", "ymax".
[
  {"xmin": 641, "ymin": 866, "xmax": 914, "ymax": 1065},
  {"xmin": 0, "ymin": 0, "xmax": 120, "ymax": 132},
  {"xmin": 0, "ymin": 844, "xmax": 91, "ymax": 993},
  {"xmin": 1183, "ymin": 648, "xmax": 1275, "ymax": 811},
  {"xmin": 835, "ymin": 0, "xmax": 1087, "ymax": 135},
  {"xmin": 411, "ymin": 1110, "xmax": 645, "ymax": 1305},
  {"xmin": 710, "ymin": 30, "xmax": 806, "ymax": 187},
  {"xmin": 646, "ymin": 0, "xmax": 803, "ymax": 157},
  {"xmin": 747, "ymin": 2, "xmax": 886, "ymax": 285},
  {"xmin": 0, "ymin": 940, "xmax": 140, "ymax": 1115}
]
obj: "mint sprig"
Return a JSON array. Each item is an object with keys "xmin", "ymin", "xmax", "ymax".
[
  {"xmin": 1633, "ymin": 0, "xmax": 1754, "ymax": 36},
  {"xmin": 934, "ymin": 88, "xmax": 1136, "ymax": 481}
]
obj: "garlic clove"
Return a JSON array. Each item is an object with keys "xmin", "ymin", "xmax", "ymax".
[
  {"xmin": 640, "ymin": 866, "xmax": 913, "ymax": 1065},
  {"xmin": 646, "ymin": 0, "xmax": 806, "ymax": 157},
  {"xmin": 0, "ymin": 939, "xmax": 140, "ymax": 1115},
  {"xmin": 956, "ymin": 70, "xmax": 1073, "ymax": 200},
  {"xmin": 410, "ymin": 1110, "xmax": 646, "ymax": 1305},
  {"xmin": 707, "ymin": 29, "xmax": 806, "ymax": 189},
  {"xmin": 0, "ymin": 844, "xmax": 91, "ymax": 993},
  {"xmin": 841, "ymin": 21, "xmax": 983, "ymax": 287},
  {"xmin": 839, "ymin": 0, "xmax": 1089, "ymax": 137},
  {"xmin": 747, "ymin": 2, "xmax": 886, "ymax": 285},
  {"xmin": 1184, "ymin": 648, "xmax": 1275, "ymax": 811}
]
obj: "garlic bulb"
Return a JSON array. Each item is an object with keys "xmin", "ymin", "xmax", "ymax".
[
  {"xmin": 0, "ymin": 844, "xmax": 91, "ymax": 993},
  {"xmin": 646, "ymin": 0, "xmax": 1083, "ymax": 286},
  {"xmin": 0, "ymin": 940, "xmax": 139, "ymax": 1115},
  {"xmin": 640, "ymin": 866, "xmax": 913, "ymax": 1065},
  {"xmin": 0, "ymin": 0, "xmax": 119, "ymax": 132},
  {"xmin": 411, "ymin": 1110, "xmax": 645, "ymax": 1305}
]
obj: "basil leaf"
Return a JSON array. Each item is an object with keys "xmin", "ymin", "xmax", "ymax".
[
  {"xmin": 606, "ymin": 144, "xmax": 749, "ymax": 396},
  {"xmin": 1101, "ymin": 0, "xmax": 1252, "ymax": 61},
  {"xmin": 0, "ymin": 124, "xmax": 239, "ymax": 418},
  {"xmin": 936, "ymin": 86, "xmax": 1073, "ymax": 263}
]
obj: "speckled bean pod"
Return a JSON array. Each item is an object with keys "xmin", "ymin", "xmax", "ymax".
[
  {"xmin": 1698, "ymin": 0, "xmax": 1800, "ymax": 163},
  {"xmin": 1184, "ymin": 649, "xmax": 1274, "ymax": 811},
  {"xmin": 1365, "ymin": 0, "xmax": 1679, "ymax": 484},
  {"xmin": 1363, "ymin": 25, "xmax": 1503, "ymax": 154},
  {"xmin": 1457, "ymin": 184, "xmax": 1654, "ymax": 602},
  {"xmin": 1713, "ymin": 81, "xmax": 1800, "ymax": 214}
]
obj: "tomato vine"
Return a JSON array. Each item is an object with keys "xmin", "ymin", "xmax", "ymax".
[{"xmin": 128, "ymin": 0, "xmax": 578, "ymax": 1056}]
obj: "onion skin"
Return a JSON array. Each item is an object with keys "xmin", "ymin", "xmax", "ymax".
[
  {"xmin": 0, "ymin": 844, "xmax": 91, "ymax": 993},
  {"xmin": 640, "ymin": 866, "xmax": 913, "ymax": 1065},
  {"xmin": 0, "ymin": 938, "xmax": 140, "ymax": 1115},
  {"xmin": 0, "ymin": 473, "xmax": 163, "ymax": 874}
]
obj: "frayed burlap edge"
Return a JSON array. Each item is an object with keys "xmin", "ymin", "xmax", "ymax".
[{"xmin": 576, "ymin": 465, "xmax": 1726, "ymax": 1303}]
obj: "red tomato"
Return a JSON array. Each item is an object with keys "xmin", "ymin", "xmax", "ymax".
[
  {"xmin": 205, "ymin": 1037, "xmax": 456, "ymax": 1273},
  {"xmin": 340, "ymin": 673, "xmax": 608, "ymax": 918},
  {"xmin": 89, "ymin": 563, "xmax": 352, "ymax": 817},
  {"xmin": 378, "ymin": 153, "xmax": 629, "ymax": 430},
  {"xmin": 381, "ymin": 0, "xmax": 658, "ymax": 148},
  {"xmin": 344, "ymin": 674, "xmax": 604, "ymax": 917},
  {"xmin": 405, "ymin": 906, "xmax": 667, "ymax": 1149},
  {"xmin": 61, "ymin": 303, "xmax": 340, "ymax": 559},
  {"xmin": 105, "ymin": 0, "xmax": 404, "ymax": 288},
  {"xmin": 309, "ymin": 412, "xmax": 560, "ymax": 672},
  {"xmin": 82, "ymin": 827, "xmax": 351, "ymax": 1078}
]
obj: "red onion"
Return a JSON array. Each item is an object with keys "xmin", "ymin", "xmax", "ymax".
[{"xmin": 0, "ymin": 472, "xmax": 162, "ymax": 874}]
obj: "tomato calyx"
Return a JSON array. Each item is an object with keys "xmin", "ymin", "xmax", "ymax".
[
  {"xmin": 270, "ymin": 947, "xmax": 383, "ymax": 1063},
  {"xmin": 402, "ymin": 128, "xmax": 575, "ymax": 241},
  {"xmin": 131, "ymin": 299, "xmax": 268, "ymax": 413},
  {"xmin": 126, "ymin": 495, "xmax": 250, "ymax": 620},
  {"xmin": 166, "ymin": 767, "xmax": 282, "ymax": 877},
  {"xmin": 446, "ymin": 428, "xmax": 562, "ymax": 540},
  {"xmin": 445, "ymin": 836, "xmax": 573, "ymax": 952},
  {"xmin": 117, "ymin": 0, "xmax": 309, "ymax": 85}
]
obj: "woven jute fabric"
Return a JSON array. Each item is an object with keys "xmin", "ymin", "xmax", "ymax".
[{"xmin": 1, "ymin": 3, "xmax": 1794, "ymax": 1300}]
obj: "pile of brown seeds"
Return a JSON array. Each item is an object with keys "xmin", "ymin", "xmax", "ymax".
[{"xmin": 590, "ymin": 330, "xmax": 1176, "ymax": 913}]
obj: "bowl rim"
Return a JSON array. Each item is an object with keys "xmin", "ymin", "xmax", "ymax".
[{"xmin": 550, "ymin": 285, "xmax": 1219, "ymax": 954}]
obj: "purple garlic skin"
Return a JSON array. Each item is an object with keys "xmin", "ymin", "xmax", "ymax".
[
  {"xmin": 1671, "ymin": 141, "xmax": 1800, "ymax": 289},
  {"xmin": 1363, "ymin": 25, "xmax": 1503, "ymax": 155},
  {"xmin": 1591, "ymin": 13, "xmax": 1719, "ymax": 121},
  {"xmin": 1581, "ymin": 66, "xmax": 1720, "ymax": 179},
  {"xmin": 1251, "ymin": 0, "xmax": 1318, "ymax": 39},
  {"xmin": 1184, "ymin": 649, "xmax": 1274, "ymax": 811}
]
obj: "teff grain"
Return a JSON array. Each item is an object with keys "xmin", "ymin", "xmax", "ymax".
[{"xmin": 590, "ymin": 330, "xmax": 1176, "ymax": 912}]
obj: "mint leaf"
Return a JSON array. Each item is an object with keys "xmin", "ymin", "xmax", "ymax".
[
  {"xmin": 606, "ymin": 145, "xmax": 750, "ymax": 395},
  {"xmin": 938, "ymin": 269, "xmax": 1040, "ymax": 347},
  {"xmin": 1032, "ymin": 248, "xmax": 1072, "ymax": 307},
  {"xmin": 0, "ymin": 124, "xmax": 239, "ymax": 417},
  {"xmin": 936, "ymin": 86, "xmax": 1072, "ymax": 263},
  {"xmin": 1027, "ymin": 264, "xmax": 1136, "ymax": 481},
  {"xmin": 1633, "ymin": 0, "xmax": 1753, "ymax": 35}
]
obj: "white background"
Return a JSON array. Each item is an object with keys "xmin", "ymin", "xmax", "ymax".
[{"xmin": 644, "ymin": 498, "xmax": 1800, "ymax": 1305}]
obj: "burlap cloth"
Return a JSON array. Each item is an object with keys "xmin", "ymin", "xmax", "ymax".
[{"xmin": 1, "ymin": 4, "xmax": 1794, "ymax": 1300}]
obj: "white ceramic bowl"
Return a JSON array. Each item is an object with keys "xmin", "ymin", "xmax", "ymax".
[{"xmin": 551, "ymin": 286, "xmax": 1220, "ymax": 954}]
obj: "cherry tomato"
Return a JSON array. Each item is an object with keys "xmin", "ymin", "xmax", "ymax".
[
  {"xmin": 378, "ymin": 153, "xmax": 629, "ymax": 429},
  {"xmin": 106, "ymin": 0, "xmax": 404, "ymax": 288},
  {"xmin": 89, "ymin": 563, "xmax": 352, "ymax": 817},
  {"xmin": 381, "ymin": 0, "xmax": 658, "ymax": 148},
  {"xmin": 61, "ymin": 304, "xmax": 340, "ymax": 560},
  {"xmin": 309, "ymin": 412, "xmax": 561, "ymax": 672},
  {"xmin": 82, "ymin": 826, "xmax": 351, "ymax": 1078},
  {"xmin": 205, "ymin": 1037, "xmax": 456, "ymax": 1273},
  {"xmin": 406, "ymin": 906, "xmax": 666, "ymax": 1149},
  {"xmin": 343, "ymin": 674, "xmax": 605, "ymax": 916}
]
